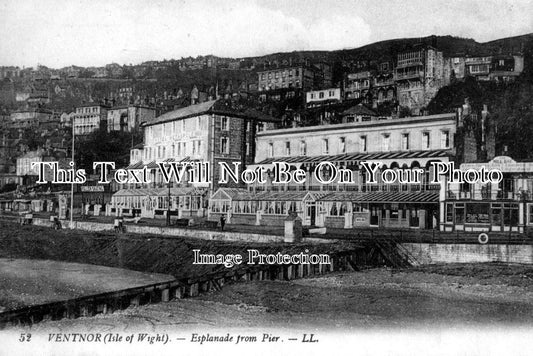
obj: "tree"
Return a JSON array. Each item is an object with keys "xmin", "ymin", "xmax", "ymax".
[{"xmin": 75, "ymin": 128, "xmax": 140, "ymax": 174}]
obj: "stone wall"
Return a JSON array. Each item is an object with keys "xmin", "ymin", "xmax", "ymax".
[
  {"xmin": 32, "ymin": 218, "xmax": 284, "ymax": 243},
  {"xmin": 403, "ymin": 242, "xmax": 533, "ymax": 264}
]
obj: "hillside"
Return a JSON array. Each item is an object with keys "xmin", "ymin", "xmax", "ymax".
[{"xmin": 246, "ymin": 33, "xmax": 533, "ymax": 67}]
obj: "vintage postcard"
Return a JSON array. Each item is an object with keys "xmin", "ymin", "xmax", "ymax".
[{"xmin": 0, "ymin": 0, "xmax": 532, "ymax": 355}]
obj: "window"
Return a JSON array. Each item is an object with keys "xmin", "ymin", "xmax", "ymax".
[
  {"xmin": 310, "ymin": 93, "xmax": 315, "ymax": 99},
  {"xmin": 422, "ymin": 132, "xmax": 430, "ymax": 149},
  {"xmin": 221, "ymin": 117, "xmax": 229, "ymax": 131},
  {"xmin": 455, "ymin": 203, "xmax": 465, "ymax": 224},
  {"xmin": 390, "ymin": 203, "xmax": 399, "ymax": 220},
  {"xmin": 352, "ymin": 203, "xmax": 368, "ymax": 213},
  {"xmin": 466, "ymin": 203, "xmax": 490, "ymax": 224},
  {"xmin": 328, "ymin": 202, "xmax": 347, "ymax": 216},
  {"xmin": 319, "ymin": 92, "xmax": 324, "ymax": 99},
  {"xmin": 322, "ymin": 139, "xmax": 329, "ymax": 154},
  {"xmin": 268, "ymin": 143, "xmax": 274, "ymax": 157},
  {"xmin": 339, "ymin": 137, "xmax": 346, "ymax": 153},
  {"xmin": 329, "ymin": 90, "xmax": 335, "ymax": 97},
  {"xmin": 446, "ymin": 203, "xmax": 454, "ymax": 223},
  {"xmin": 402, "ymin": 133, "xmax": 409, "ymax": 150},
  {"xmin": 382, "ymin": 134, "xmax": 390, "ymax": 151},
  {"xmin": 257, "ymin": 123, "xmax": 264, "ymax": 132},
  {"xmin": 492, "ymin": 203, "xmax": 502, "ymax": 226},
  {"xmin": 220, "ymin": 137, "xmax": 229, "ymax": 154},
  {"xmin": 503, "ymin": 203, "xmax": 519, "ymax": 226},
  {"xmin": 300, "ymin": 141, "xmax": 307, "ymax": 156},
  {"xmin": 195, "ymin": 141, "xmax": 202, "ymax": 155},
  {"xmin": 528, "ymin": 205, "xmax": 533, "ymax": 225},
  {"xmin": 360, "ymin": 136, "xmax": 367, "ymax": 152},
  {"xmin": 441, "ymin": 130, "xmax": 450, "ymax": 148},
  {"xmin": 285, "ymin": 141, "xmax": 291, "ymax": 156}
]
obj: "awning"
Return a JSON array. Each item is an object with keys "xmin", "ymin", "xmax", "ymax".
[
  {"xmin": 317, "ymin": 191, "xmax": 439, "ymax": 203},
  {"xmin": 113, "ymin": 187, "xmax": 204, "ymax": 197},
  {"xmin": 256, "ymin": 149, "xmax": 453, "ymax": 168},
  {"xmin": 125, "ymin": 161, "xmax": 145, "ymax": 169}
]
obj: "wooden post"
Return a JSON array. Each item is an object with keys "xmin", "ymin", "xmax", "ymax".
[
  {"xmin": 189, "ymin": 283, "xmax": 199, "ymax": 297},
  {"xmin": 175, "ymin": 287, "xmax": 185, "ymax": 299},
  {"xmin": 286, "ymin": 265, "xmax": 293, "ymax": 280},
  {"xmin": 130, "ymin": 295, "xmax": 141, "ymax": 307},
  {"xmin": 297, "ymin": 264, "xmax": 304, "ymax": 278},
  {"xmin": 161, "ymin": 289, "xmax": 170, "ymax": 302}
]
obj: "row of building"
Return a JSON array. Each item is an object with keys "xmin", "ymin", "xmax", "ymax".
[
  {"xmin": 257, "ymin": 46, "xmax": 524, "ymax": 115},
  {"xmin": 87, "ymin": 96, "xmax": 533, "ymax": 234},
  {"xmin": 3, "ymin": 103, "xmax": 156, "ymax": 135},
  {"xmin": 2, "ymin": 95, "xmax": 531, "ymax": 234}
]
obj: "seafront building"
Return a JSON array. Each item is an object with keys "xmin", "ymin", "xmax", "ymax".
[
  {"xmin": 210, "ymin": 99, "xmax": 498, "ymax": 231},
  {"xmin": 211, "ymin": 112, "xmax": 458, "ymax": 229},
  {"xmin": 442, "ymin": 156, "xmax": 533, "ymax": 233},
  {"xmin": 106, "ymin": 99, "xmax": 279, "ymax": 219}
]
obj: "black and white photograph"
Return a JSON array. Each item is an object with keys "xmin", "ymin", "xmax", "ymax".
[{"xmin": 0, "ymin": 0, "xmax": 533, "ymax": 355}]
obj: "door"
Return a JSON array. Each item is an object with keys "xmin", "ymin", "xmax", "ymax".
[
  {"xmin": 370, "ymin": 205, "xmax": 379, "ymax": 226},
  {"xmin": 410, "ymin": 207, "xmax": 420, "ymax": 228},
  {"xmin": 304, "ymin": 203, "xmax": 316, "ymax": 226}
]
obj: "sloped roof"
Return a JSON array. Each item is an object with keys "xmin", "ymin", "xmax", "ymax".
[
  {"xmin": 143, "ymin": 99, "xmax": 280, "ymax": 127},
  {"xmin": 113, "ymin": 187, "xmax": 202, "ymax": 197},
  {"xmin": 144, "ymin": 100, "xmax": 218, "ymax": 126},
  {"xmin": 257, "ymin": 149, "xmax": 453, "ymax": 166},
  {"xmin": 318, "ymin": 191, "xmax": 439, "ymax": 203},
  {"xmin": 342, "ymin": 104, "xmax": 377, "ymax": 117}
]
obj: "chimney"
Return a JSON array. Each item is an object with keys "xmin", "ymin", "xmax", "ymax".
[
  {"xmin": 462, "ymin": 98, "xmax": 471, "ymax": 116},
  {"xmin": 457, "ymin": 107, "xmax": 463, "ymax": 127},
  {"xmin": 481, "ymin": 104, "xmax": 489, "ymax": 143}
]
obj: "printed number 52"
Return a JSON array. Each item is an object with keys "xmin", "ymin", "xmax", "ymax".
[{"xmin": 19, "ymin": 333, "xmax": 31, "ymax": 342}]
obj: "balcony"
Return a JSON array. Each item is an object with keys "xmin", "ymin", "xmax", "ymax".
[
  {"xmin": 396, "ymin": 59, "xmax": 423, "ymax": 69},
  {"xmin": 374, "ymin": 79, "xmax": 395, "ymax": 87},
  {"xmin": 395, "ymin": 70, "xmax": 424, "ymax": 80}
]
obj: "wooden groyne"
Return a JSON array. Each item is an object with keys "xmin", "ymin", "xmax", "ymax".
[{"xmin": 0, "ymin": 248, "xmax": 376, "ymax": 328}]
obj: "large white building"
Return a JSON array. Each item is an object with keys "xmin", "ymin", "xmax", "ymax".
[
  {"xmin": 108, "ymin": 99, "xmax": 279, "ymax": 219},
  {"xmin": 73, "ymin": 103, "xmax": 110, "ymax": 135},
  {"xmin": 211, "ymin": 113, "xmax": 458, "ymax": 229}
]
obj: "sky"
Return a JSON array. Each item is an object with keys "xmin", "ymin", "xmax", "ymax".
[{"xmin": 0, "ymin": 0, "xmax": 532, "ymax": 68}]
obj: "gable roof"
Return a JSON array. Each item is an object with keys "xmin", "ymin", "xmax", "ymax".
[
  {"xmin": 342, "ymin": 104, "xmax": 377, "ymax": 117},
  {"xmin": 143, "ymin": 99, "xmax": 279, "ymax": 127}
]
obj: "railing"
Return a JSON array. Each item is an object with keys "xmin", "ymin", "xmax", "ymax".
[{"xmin": 396, "ymin": 71, "xmax": 423, "ymax": 80}]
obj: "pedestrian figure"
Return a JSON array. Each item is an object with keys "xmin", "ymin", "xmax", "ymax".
[
  {"xmin": 220, "ymin": 215, "xmax": 226, "ymax": 231},
  {"xmin": 53, "ymin": 216, "xmax": 61, "ymax": 230}
]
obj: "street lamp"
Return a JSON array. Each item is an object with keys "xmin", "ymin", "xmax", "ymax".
[
  {"xmin": 166, "ymin": 180, "xmax": 171, "ymax": 226},
  {"xmin": 70, "ymin": 115, "xmax": 74, "ymax": 228}
]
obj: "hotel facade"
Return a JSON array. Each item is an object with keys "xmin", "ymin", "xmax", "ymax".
[
  {"xmin": 106, "ymin": 99, "xmax": 278, "ymax": 219},
  {"xmin": 211, "ymin": 112, "xmax": 459, "ymax": 230}
]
